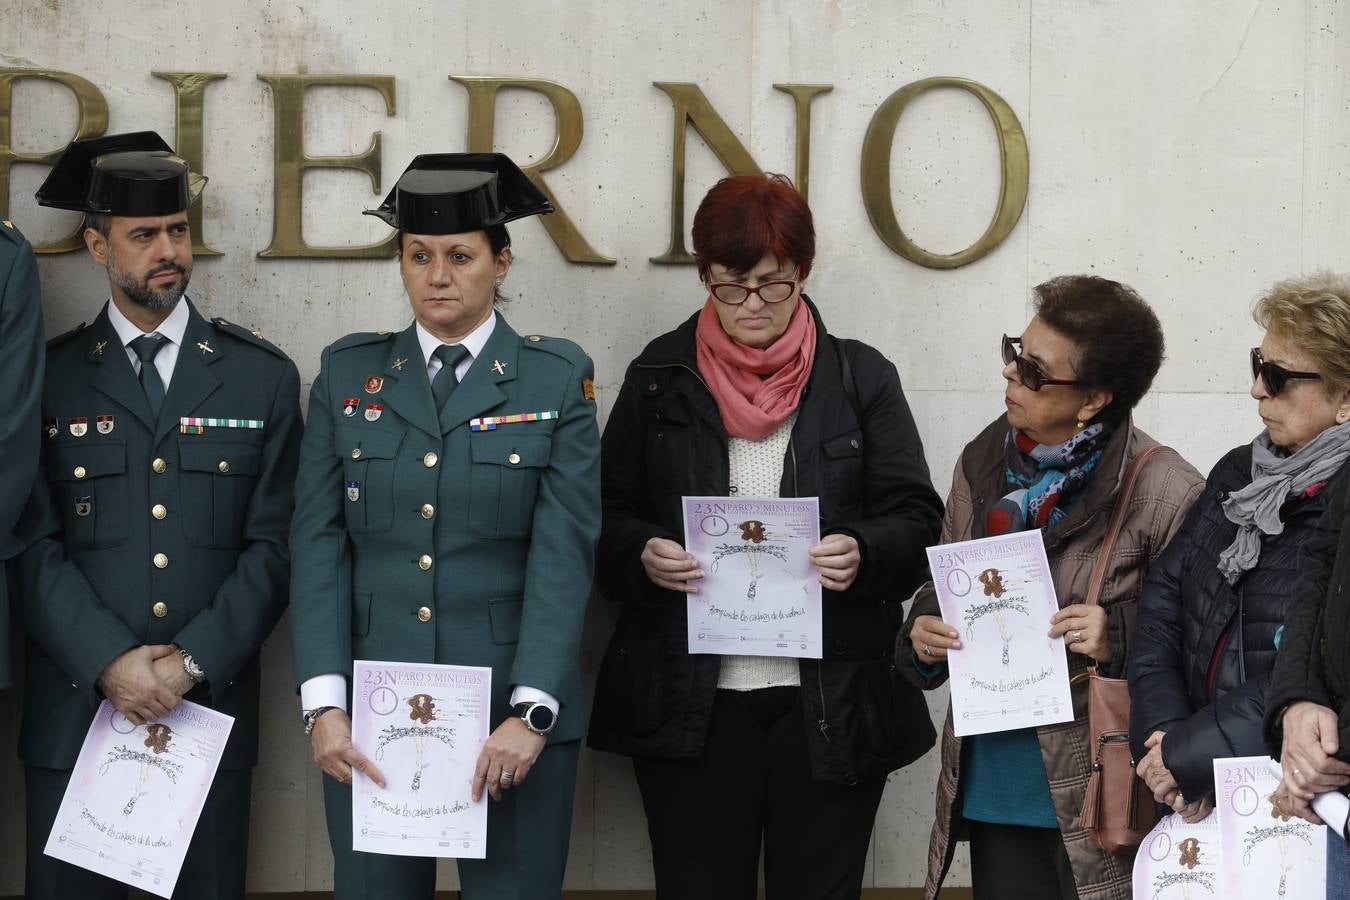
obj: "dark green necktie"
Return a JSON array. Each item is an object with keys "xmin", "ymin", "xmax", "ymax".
[
  {"xmin": 430, "ymin": 344, "xmax": 470, "ymax": 411},
  {"xmin": 130, "ymin": 334, "xmax": 168, "ymax": 417}
]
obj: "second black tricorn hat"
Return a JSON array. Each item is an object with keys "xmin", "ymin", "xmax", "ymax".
[
  {"xmin": 364, "ymin": 153, "xmax": 553, "ymax": 234},
  {"xmin": 35, "ymin": 131, "xmax": 206, "ymax": 216}
]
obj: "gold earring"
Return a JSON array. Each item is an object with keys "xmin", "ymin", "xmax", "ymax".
[{"xmin": 1076, "ymin": 420, "xmax": 1086, "ymax": 431}]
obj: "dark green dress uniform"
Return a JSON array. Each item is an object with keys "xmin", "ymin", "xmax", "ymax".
[
  {"xmin": 289, "ymin": 154, "xmax": 601, "ymax": 900},
  {"xmin": 16, "ymin": 132, "xmax": 303, "ymax": 900},
  {"xmin": 0, "ymin": 218, "xmax": 43, "ymax": 691}
]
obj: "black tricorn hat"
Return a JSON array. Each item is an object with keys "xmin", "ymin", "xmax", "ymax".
[
  {"xmin": 363, "ymin": 153, "xmax": 553, "ymax": 234},
  {"xmin": 35, "ymin": 131, "xmax": 206, "ymax": 216}
]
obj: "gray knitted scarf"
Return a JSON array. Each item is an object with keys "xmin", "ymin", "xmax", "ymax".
[{"xmin": 1218, "ymin": 421, "xmax": 1350, "ymax": 584}]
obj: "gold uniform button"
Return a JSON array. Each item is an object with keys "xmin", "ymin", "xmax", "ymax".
[
  {"xmin": 508, "ymin": 452, "xmax": 521, "ymax": 465},
  {"xmin": 423, "ymin": 452, "xmax": 438, "ymax": 468},
  {"xmin": 153, "ymin": 552, "xmax": 169, "ymax": 569},
  {"xmin": 528, "ymin": 335, "xmax": 541, "ymax": 342},
  {"xmin": 417, "ymin": 606, "xmax": 433, "ymax": 623},
  {"xmin": 152, "ymin": 458, "xmax": 167, "ymax": 474},
  {"xmin": 151, "ymin": 504, "xmax": 167, "ymax": 520},
  {"xmin": 152, "ymin": 602, "xmax": 168, "ymax": 618},
  {"xmin": 73, "ymin": 466, "xmax": 87, "ymax": 479},
  {"xmin": 421, "ymin": 503, "xmax": 435, "ymax": 519},
  {"xmin": 351, "ymin": 448, "xmax": 363, "ymax": 460},
  {"xmin": 418, "ymin": 554, "xmax": 433, "ymax": 571},
  {"xmin": 217, "ymin": 460, "xmax": 230, "ymax": 473}
]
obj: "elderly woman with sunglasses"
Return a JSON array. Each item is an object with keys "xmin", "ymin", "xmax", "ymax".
[
  {"xmin": 1129, "ymin": 276, "xmax": 1350, "ymax": 835},
  {"xmin": 588, "ymin": 174, "xmax": 943, "ymax": 900},
  {"xmin": 896, "ymin": 276, "xmax": 1204, "ymax": 900}
]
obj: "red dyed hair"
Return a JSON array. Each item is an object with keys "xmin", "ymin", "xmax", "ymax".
[{"xmin": 691, "ymin": 173, "xmax": 815, "ymax": 282}]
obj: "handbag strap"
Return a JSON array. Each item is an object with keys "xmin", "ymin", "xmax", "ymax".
[{"xmin": 1083, "ymin": 443, "xmax": 1170, "ymax": 609}]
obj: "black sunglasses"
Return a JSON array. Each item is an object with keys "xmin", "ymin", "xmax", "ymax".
[
  {"xmin": 1251, "ymin": 347, "xmax": 1321, "ymax": 397},
  {"xmin": 1002, "ymin": 334, "xmax": 1084, "ymax": 391}
]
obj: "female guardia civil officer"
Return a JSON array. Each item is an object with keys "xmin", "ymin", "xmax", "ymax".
[{"xmin": 289, "ymin": 154, "xmax": 601, "ymax": 900}]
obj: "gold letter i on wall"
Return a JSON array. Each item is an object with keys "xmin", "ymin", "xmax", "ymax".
[{"xmin": 153, "ymin": 72, "xmax": 226, "ymax": 257}]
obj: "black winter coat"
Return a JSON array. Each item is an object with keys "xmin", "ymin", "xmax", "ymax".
[
  {"xmin": 1264, "ymin": 467, "xmax": 1350, "ymax": 760},
  {"xmin": 587, "ymin": 298, "xmax": 944, "ymax": 784},
  {"xmin": 1129, "ymin": 443, "xmax": 1335, "ymax": 799}
]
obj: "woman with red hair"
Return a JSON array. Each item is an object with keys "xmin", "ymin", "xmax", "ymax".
[{"xmin": 589, "ymin": 174, "xmax": 944, "ymax": 898}]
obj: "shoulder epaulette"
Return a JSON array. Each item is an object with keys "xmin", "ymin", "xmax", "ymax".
[
  {"xmin": 329, "ymin": 331, "xmax": 395, "ymax": 353},
  {"xmin": 0, "ymin": 218, "xmax": 27, "ymax": 248},
  {"xmin": 210, "ymin": 316, "xmax": 289, "ymax": 359},
  {"xmin": 520, "ymin": 333, "xmax": 588, "ymax": 366},
  {"xmin": 47, "ymin": 321, "xmax": 87, "ymax": 349}
]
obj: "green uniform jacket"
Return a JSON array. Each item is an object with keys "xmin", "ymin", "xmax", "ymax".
[
  {"xmin": 0, "ymin": 219, "xmax": 43, "ymax": 690},
  {"xmin": 16, "ymin": 299, "xmax": 301, "ymax": 770},
  {"xmin": 289, "ymin": 316, "xmax": 600, "ymax": 743}
]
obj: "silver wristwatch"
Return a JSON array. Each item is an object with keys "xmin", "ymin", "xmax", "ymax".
[
  {"xmin": 304, "ymin": 706, "xmax": 339, "ymax": 736},
  {"xmin": 179, "ymin": 648, "xmax": 206, "ymax": 684}
]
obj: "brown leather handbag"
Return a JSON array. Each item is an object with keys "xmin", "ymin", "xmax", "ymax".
[{"xmin": 1078, "ymin": 444, "xmax": 1167, "ymax": 854}]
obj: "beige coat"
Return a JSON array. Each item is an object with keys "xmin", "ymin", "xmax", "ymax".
[{"xmin": 897, "ymin": 417, "xmax": 1204, "ymax": 900}]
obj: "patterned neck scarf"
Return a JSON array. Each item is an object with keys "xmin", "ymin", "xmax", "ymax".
[{"xmin": 987, "ymin": 422, "xmax": 1112, "ymax": 535}]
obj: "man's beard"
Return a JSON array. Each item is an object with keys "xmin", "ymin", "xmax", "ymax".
[{"xmin": 108, "ymin": 249, "xmax": 191, "ymax": 311}]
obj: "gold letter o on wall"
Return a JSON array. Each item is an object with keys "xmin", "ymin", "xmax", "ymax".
[{"xmin": 861, "ymin": 77, "xmax": 1029, "ymax": 269}]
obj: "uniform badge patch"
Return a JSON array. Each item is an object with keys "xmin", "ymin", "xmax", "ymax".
[
  {"xmin": 44, "ymin": 418, "xmax": 58, "ymax": 439},
  {"xmin": 582, "ymin": 378, "xmax": 595, "ymax": 401},
  {"xmin": 365, "ymin": 375, "xmax": 384, "ymax": 394},
  {"xmin": 96, "ymin": 414, "xmax": 114, "ymax": 435},
  {"xmin": 343, "ymin": 397, "xmax": 360, "ymax": 417},
  {"xmin": 69, "ymin": 417, "xmax": 88, "ymax": 437},
  {"xmin": 346, "ymin": 481, "xmax": 361, "ymax": 502},
  {"xmin": 365, "ymin": 403, "xmax": 383, "ymax": 423},
  {"xmin": 75, "ymin": 496, "xmax": 92, "ymax": 517}
]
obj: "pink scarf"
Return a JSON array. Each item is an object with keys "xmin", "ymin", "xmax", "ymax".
[{"xmin": 694, "ymin": 297, "xmax": 816, "ymax": 440}]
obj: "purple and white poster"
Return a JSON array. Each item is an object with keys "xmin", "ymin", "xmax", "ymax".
[
  {"xmin": 682, "ymin": 496, "xmax": 822, "ymax": 659},
  {"xmin": 351, "ymin": 660, "xmax": 491, "ymax": 858},
  {"xmin": 45, "ymin": 699, "xmax": 233, "ymax": 898}
]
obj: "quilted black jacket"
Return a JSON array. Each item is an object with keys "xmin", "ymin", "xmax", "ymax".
[{"xmin": 1129, "ymin": 443, "xmax": 1337, "ymax": 799}]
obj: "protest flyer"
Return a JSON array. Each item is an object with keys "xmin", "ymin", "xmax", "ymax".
[
  {"xmin": 351, "ymin": 660, "xmax": 491, "ymax": 858},
  {"xmin": 682, "ymin": 496, "xmax": 822, "ymax": 658},
  {"xmin": 926, "ymin": 531, "xmax": 1072, "ymax": 736},
  {"xmin": 1134, "ymin": 809, "xmax": 1222, "ymax": 899},
  {"xmin": 1215, "ymin": 755, "xmax": 1325, "ymax": 899},
  {"xmin": 45, "ymin": 699, "xmax": 233, "ymax": 898}
]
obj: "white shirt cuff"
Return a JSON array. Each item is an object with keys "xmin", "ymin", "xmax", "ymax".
[
  {"xmin": 300, "ymin": 673, "xmax": 349, "ymax": 720},
  {"xmin": 509, "ymin": 685, "xmax": 560, "ymax": 716}
]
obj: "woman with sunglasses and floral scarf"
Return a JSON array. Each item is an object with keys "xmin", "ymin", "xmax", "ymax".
[
  {"xmin": 896, "ymin": 276, "xmax": 1204, "ymax": 900},
  {"xmin": 1129, "ymin": 274, "xmax": 1350, "ymax": 881}
]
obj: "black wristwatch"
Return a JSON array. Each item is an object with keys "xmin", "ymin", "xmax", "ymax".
[{"xmin": 514, "ymin": 701, "xmax": 557, "ymax": 737}]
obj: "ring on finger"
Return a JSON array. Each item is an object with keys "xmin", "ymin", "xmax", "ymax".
[
  {"xmin": 499, "ymin": 770, "xmax": 515, "ymax": 784},
  {"xmin": 1072, "ymin": 630, "xmax": 1084, "ymax": 644},
  {"xmin": 922, "ymin": 644, "xmax": 933, "ymax": 658}
]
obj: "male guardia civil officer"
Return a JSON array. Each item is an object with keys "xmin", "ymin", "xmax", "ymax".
[
  {"xmin": 289, "ymin": 153, "xmax": 600, "ymax": 899},
  {"xmin": 0, "ymin": 216, "xmax": 43, "ymax": 692},
  {"xmin": 16, "ymin": 132, "xmax": 301, "ymax": 899}
]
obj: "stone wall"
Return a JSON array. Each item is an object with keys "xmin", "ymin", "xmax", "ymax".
[{"xmin": 3, "ymin": 0, "xmax": 1349, "ymax": 891}]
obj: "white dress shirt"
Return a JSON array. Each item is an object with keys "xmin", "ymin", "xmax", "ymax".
[
  {"xmin": 106, "ymin": 296, "xmax": 189, "ymax": 388},
  {"xmin": 300, "ymin": 312, "xmax": 559, "ymax": 721}
]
